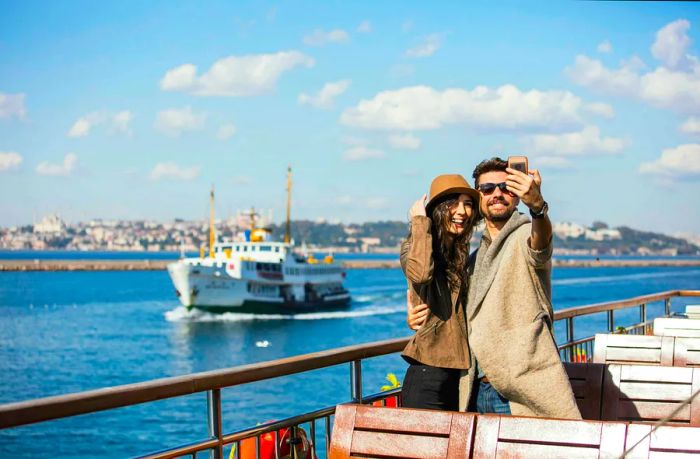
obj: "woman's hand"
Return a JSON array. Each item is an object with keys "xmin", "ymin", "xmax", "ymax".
[
  {"xmin": 408, "ymin": 194, "xmax": 427, "ymax": 219},
  {"xmin": 406, "ymin": 289, "xmax": 429, "ymax": 331}
]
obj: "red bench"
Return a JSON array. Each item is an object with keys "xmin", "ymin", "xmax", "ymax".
[
  {"xmin": 330, "ymin": 405, "xmax": 700, "ymax": 458},
  {"xmin": 329, "ymin": 404, "xmax": 475, "ymax": 459}
]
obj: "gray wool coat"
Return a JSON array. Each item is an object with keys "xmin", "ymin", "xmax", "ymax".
[{"xmin": 458, "ymin": 212, "xmax": 582, "ymax": 419}]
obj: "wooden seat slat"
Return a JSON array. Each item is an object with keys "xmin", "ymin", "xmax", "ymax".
[
  {"xmin": 625, "ymin": 423, "xmax": 700, "ymax": 458},
  {"xmin": 350, "ymin": 430, "xmax": 448, "ymax": 459},
  {"xmin": 617, "ymin": 400, "xmax": 690, "ymax": 422},
  {"xmin": 621, "ymin": 364, "xmax": 694, "ymax": 383},
  {"xmin": 354, "ymin": 405, "xmax": 453, "ymax": 434},
  {"xmin": 445, "ymin": 413, "xmax": 473, "ymax": 458},
  {"xmin": 618, "ymin": 381, "xmax": 691, "ymax": 401},
  {"xmin": 606, "ymin": 347, "xmax": 663, "ymax": 363},
  {"xmin": 674, "ymin": 338, "xmax": 700, "ymax": 367},
  {"xmin": 497, "ymin": 416, "xmax": 603, "ymax": 445},
  {"xmin": 495, "ymin": 442, "xmax": 601, "ymax": 459}
]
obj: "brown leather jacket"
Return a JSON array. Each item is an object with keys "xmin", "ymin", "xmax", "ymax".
[{"xmin": 400, "ymin": 216, "xmax": 471, "ymax": 369}]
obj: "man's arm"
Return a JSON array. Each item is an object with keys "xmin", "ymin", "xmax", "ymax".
[{"xmin": 505, "ymin": 167, "xmax": 551, "ymax": 250}]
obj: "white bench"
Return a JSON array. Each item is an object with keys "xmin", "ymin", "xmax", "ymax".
[
  {"xmin": 686, "ymin": 305, "xmax": 700, "ymax": 319},
  {"xmin": 654, "ymin": 317, "xmax": 700, "ymax": 337}
]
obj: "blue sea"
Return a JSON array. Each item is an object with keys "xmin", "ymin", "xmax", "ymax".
[{"xmin": 1, "ymin": 252, "xmax": 699, "ymax": 458}]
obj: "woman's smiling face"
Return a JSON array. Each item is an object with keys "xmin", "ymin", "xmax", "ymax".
[{"xmin": 447, "ymin": 193, "xmax": 473, "ymax": 235}]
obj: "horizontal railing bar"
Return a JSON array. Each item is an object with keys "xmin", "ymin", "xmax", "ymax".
[
  {"xmin": 553, "ymin": 290, "xmax": 686, "ymax": 320},
  {"xmin": 140, "ymin": 388, "xmax": 403, "ymax": 459},
  {"xmin": 0, "ymin": 337, "xmax": 407, "ymax": 429},
  {"xmin": 3, "ymin": 290, "xmax": 698, "ymax": 431},
  {"xmin": 138, "ymin": 438, "xmax": 219, "ymax": 459}
]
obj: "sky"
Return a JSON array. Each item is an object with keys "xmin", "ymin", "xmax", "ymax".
[{"xmin": 1, "ymin": 1, "xmax": 699, "ymax": 234}]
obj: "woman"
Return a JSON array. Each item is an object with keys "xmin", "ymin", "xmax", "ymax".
[{"xmin": 400, "ymin": 174, "xmax": 479, "ymax": 411}]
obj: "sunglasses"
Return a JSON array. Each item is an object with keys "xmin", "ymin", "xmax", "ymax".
[{"xmin": 478, "ymin": 182, "xmax": 512, "ymax": 195}]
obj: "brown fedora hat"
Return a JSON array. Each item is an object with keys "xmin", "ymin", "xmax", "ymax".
[{"xmin": 425, "ymin": 174, "xmax": 480, "ymax": 214}]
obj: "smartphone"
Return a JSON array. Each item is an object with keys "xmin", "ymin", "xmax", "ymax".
[{"xmin": 508, "ymin": 155, "xmax": 528, "ymax": 174}]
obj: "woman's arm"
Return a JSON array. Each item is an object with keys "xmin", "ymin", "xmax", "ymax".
[
  {"xmin": 406, "ymin": 289, "xmax": 429, "ymax": 331},
  {"xmin": 400, "ymin": 196, "xmax": 434, "ymax": 284}
]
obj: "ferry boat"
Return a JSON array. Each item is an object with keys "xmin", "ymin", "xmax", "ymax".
[{"xmin": 167, "ymin": 168, "xmax": 350, "ymax": 313}]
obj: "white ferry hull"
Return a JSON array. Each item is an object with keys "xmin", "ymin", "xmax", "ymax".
[{"xmin": 167, "ymin": 260, "xmax": 351, "ymax": 313}]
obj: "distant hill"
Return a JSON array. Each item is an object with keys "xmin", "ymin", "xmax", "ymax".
[{"xmin": 268, "ymin": 220, "xmax": 700, "ymax": 255}]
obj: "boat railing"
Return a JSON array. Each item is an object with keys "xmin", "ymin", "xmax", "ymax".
[{"xmin": 1, "ymin": 289, "xmax": 698, "ymax": 459}]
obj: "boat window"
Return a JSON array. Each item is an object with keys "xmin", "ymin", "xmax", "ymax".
[
  {"xmin": 260, "ymin": 245, "xmax": 272, "ymax": 252},
  {"xmin": 274, "ymin": 247, "xmax": 279, "ymax": 253}
]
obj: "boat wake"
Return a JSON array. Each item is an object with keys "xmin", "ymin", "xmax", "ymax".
[{"xmin": 164, "ymin": 303, "xmax": 405, "ymax": 323}]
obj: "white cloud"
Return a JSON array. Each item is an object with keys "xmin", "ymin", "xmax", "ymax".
[
  {"xmin": 651, "ymin": 19, "xmax": 692, "ymax": 70},
  {"xmin": 343, "ymin": 146, "xmax": 385, "ymax": 161},
  {"xmin": 217, "ymin": 123, "xmax": 237, "ymax": 140},
  {"xmin": 405, "ymin": 34, "xmax": 442, "ymax": 58},
  {"xmin": 357, "ymin": 20, "xmax": 371, "ymax": 33},
  {"xmin": 566, "ymin": 19, "xmax": 700, "ymax": 114},
  {"xmin": 150, "ymin": 162, "xmax": 201, "ymax": 181},
  {"xmin": 401, "ymin": 20, "xmax": 414, "ymax": 33},
  {"xmin": 68, "ymin": 110, "xmax": 132, "ymax": 137},
  {"xmin": 584, "ymin": 102, "xmax": 615, "ymax": 118},
  {"xmin": 389, "ymin": 133, "xmax": 421, "ymax": 150},
  {"xmin": 154, "ymin": 107, "xmax": 206, "ymax": 137},
  {"xmin": 0, "ymin": 151, "xmax": 22, "ymax": 171},
  {"xmin": 112, "ymin": 110, "xmax": 133, "ymax": 135},
  {"xmin": 524, "ymin": 126, "xmax": 625, "ymax": 155},
  {"xmin": 531, "ymin": 156, "xmax": 570, "ymax": 169},
  {"xmin": 68, "ymin": 112, "xmax": 104, "ymax": 137},
  {"xmin": 159, "ymin": 51, "xmax": 314, "ymax": 97},
  {"xmin": 303, "ymin": 29, "xmax": 350, "ymax": 46},
  {"xmin": 298, "ymin": 79, "xmax": 351, "ymax": 109},
  {"xmin": 680, "ymin": 117, "xmax": 700, "ymax": 135},
  {"xmin": 0, "ymin": 93, "xmax": 27, "ymax": 119},
  {"xmin": 597, "ymin": 40, "xmax": 612, "ymax": 54},
  {"xmin": 639, "ymin": 143, "xmax": 700, "ymax": 177},
  {"xmin": 341, "ymin": 85, "xmax": 603, "ymax": 132},
  {"xmin": 36, "ymin": 153, "xmax": 77, "ymax": 176},
  {"xmin": 160, "ymin": 64, "xmax": 197, "ymax": 91}
]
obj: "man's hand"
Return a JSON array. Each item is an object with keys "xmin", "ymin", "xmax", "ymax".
[
  {"xmin": 505, "ymin": 167, "xmax": 545, "ymax": 212},
  {"xmin": 406, "ymin": 289, "xmax": 429, "ymax": 331},
  {"xmin": 408, "ymin": 194, "xmax": 428, "ymax": 219}
]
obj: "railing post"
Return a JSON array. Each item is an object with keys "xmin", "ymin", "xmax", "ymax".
[
  {"xmin": 665, "ymin": 297, "xmax": 671, "ymax": 316},
  {"xmin": 350, "ymin": 360, "xmax": 362, "ymax": 403},
  {"xmin": 640, "ymin": 303, "xmax": 646, "ymax": 324},
  {"xmin": 566, "ymin": 318, "xmax": 575, "ymax": 362},
  {"xmin": 207, "ymin": 389, "xmax": 223, "ymax": 459},
  {"xmin": 607, "ymin": 310, "xmax": 614, "ymax": 332}
]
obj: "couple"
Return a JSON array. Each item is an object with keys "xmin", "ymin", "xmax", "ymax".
[{"xmin": 400, "ymin": 157, "xmax": 581, "ymax": 420}]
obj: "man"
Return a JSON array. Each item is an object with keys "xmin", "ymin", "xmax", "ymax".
[{"xmin": 407, "ymin": 157, "xmax": 581, "ymax": 419}]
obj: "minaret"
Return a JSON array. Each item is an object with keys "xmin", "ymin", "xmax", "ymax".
[
  {"xmin": 285, "ymin": 166, "xmax": 292, "ymax": 244},
  {"xmin": 209, "ymin": 185, "xmax": 215, "ymax": 258}
]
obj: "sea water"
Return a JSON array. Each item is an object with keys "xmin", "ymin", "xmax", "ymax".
[{"xmin": 1, "ymin": 259, "xmax": 699, "ymax": 458}]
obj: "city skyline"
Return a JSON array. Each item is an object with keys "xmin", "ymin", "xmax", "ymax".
[{"xmin": 1, "ymin": 2, "xmax": 699, "ymax": 233}]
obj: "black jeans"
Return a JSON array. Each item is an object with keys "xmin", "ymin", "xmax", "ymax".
[{"xmin": 401, "ymin": 363, "xmax": 460, "ymax": 411}]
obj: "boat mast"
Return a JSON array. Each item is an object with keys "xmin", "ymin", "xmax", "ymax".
[
  {"xmin": 209, "ymin": 185, "xmax": 215, "ymax": 258},
  {"xmin": 285, "ymin": 166, "xmax": 292, "ymax": 244}
]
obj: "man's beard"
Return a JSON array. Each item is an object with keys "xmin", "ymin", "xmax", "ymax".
[{"xmin": 484, "ymin": 197, "xmax": 515, "ymax": 222}]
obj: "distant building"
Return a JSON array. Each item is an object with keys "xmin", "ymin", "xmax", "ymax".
[
  {"xmin": 552, "ymin": 222, "xmax": 585, "ymax": 239},
  {"xmin": 33, "ymin": 214, "xmax": 65, "ymax": 234}
]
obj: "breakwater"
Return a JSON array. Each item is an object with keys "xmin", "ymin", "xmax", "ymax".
[{"xmin": 1, "ymin": 258, "xmax": 700, "ymax": 271}]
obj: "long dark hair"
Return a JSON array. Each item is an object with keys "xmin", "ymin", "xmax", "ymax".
[{"xmin": 430, "ymin": 195, "xmax": 476, "ymax": 295}]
